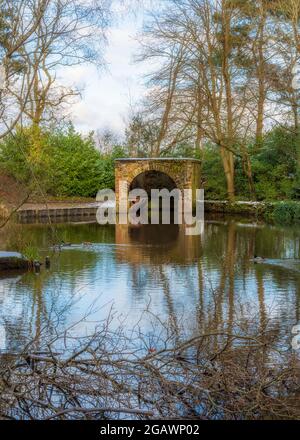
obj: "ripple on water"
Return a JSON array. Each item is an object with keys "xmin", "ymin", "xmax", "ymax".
[{"xmin": 0, "ymin": 219, "xmax": 299, "ymax": 352}]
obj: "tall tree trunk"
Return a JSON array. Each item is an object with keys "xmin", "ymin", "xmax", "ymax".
[
  {"xmin": 254, "ymin": 3, "xmax": 267, "ymax": 147},
  {"xmin": 221, "ymin": 2, "xmax": 235, "ymax": 201},
  {"xmin": 241, "ymin": 145, "xmax": 256, "ymax": 200},
  {"xmin": 195, "ymin": 81, "xmax": 204, "ymax": 154},
  {"xmin": 220, "ymin": 146, "xmax": 235, "ymax": 201},
  {"xmin": 256, "ymin": 83, "xmax": 265, "ymax": 145}
]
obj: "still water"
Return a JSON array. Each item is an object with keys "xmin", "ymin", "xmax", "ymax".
[{"xmin": 0, "ymin": 216, "xmax": 300, "ymax": 353}]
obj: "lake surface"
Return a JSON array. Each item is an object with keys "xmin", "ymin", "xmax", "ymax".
[{"xmin": 0, "ymin": 216, "xmax": 300, "ymax": 353}]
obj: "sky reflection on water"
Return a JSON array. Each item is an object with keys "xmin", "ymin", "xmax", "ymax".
[{"xmin": 0, "ymin": 217, "xmax": 299, "ymax": 353}]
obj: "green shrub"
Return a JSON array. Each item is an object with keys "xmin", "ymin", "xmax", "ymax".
[
  {"xmin": 202, "ymin": 145, "xmax": 228, "ymax": 200},
  {"xmin": 97, "ymin": 146, "xmax": 127, "ymax": 190},
  {"xmin": 0, "ymin": 128, "xmax": 33, "ymax": 183},
  {"xmin": 251, "ymin": 127, "xmax": 298, "ymax": 201},
  {"xmin": 0, "ymin": 125, "xmax": 127, "ymax": 197},
  {"xmin": 170, "ymin": 126, "xmax": 299, "ymax": 203},
  {"xmin": 272, "ymin": 201, "xmax": 300, "ymax": 224},
  {"xmin": 0, "ymin": 123, "xmax": 298, "ymax": 205}
]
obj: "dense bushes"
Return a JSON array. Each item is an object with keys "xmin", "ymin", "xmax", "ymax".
[
  {"xmin": 187, "ymin": 127, "xmax": 299, "ymax": 202},
  {"xmin": 250, "ymin": 128, "xmax": 299, "ymax": 201},
  {"xmin": 201, "ymin": 145, "xmax": 228, "ymax": 200},
  {"xmin": 169, "ymin": 127, "xmax": 299, "ymax": 202},
  {"xmin": 0, "ymin": 124, "xmax": 299, "ymax": 209},
  {"xmin": 0, "ymin": 126, "xmax": 126, "ymax": 198},
  {"xmin": 270, "ymin": 201, "xmax": 300, "ymax": 224}
]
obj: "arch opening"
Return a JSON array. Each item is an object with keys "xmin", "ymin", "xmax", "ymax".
[
  {"xmin": 129, "ymin": 170, "xmax": 179, "ymax": 220},
  {"xmin": 129, "ymin": 170, "xmax": 177, "ymax": 196},
  {"xmin": 115, "ymin": 158, "xmax": 201, "ymax": 214}
]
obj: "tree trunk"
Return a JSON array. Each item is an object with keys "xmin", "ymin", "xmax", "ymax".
[
  {"xmin": 220, "ymin": 146, "xmax": 235, "ymax": 201},
  {"xmin": 254, "ymin": 3, "xmax": 267, "ymax": 147},
  {"xmin": 221, "ymin": 2, "xmax": 235, "ymax": 201}
]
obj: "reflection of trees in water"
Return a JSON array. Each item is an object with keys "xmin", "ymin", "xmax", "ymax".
[
  {"xmin": 1, "ymin": 220, "xmax": 300, "ymax": 355},
  {"xmin": 199, "ymin": 221, "xmax": 300, "ymax": 352},
  {"xmin": 30, "ymin": 272, "xmax": 45, "ymax": 347},
  {"xmin": 3, "ymin": 223, "xmax": 116, "ymax": 252},
  {"xmin": 123, "ymin": 220, "xmax": 300, "ymax": 353},
  {"xmin": 227, "ymin": 222, "xmax": 236, "ymax": 342},
  {"xmin": 158, "ymin": 266, "xmax": 180, "ymax": 342},
  {"xmin": 196, "ymin": 221, "xmax": 237, "ymax": 351},
  {"xmin": 0, "ymin": 274, "xmax": 30, "ymax": 352},
  {"xmin": 0, "ymin": 221, "xmax": 119, "ymax": 353},
  {"xmin": 0, "ymin": 269, "xmax": 60, "ymax": 352},
  {"xmin": 0, "ymin": 241, "xmax": 103, "ymax": 353}
]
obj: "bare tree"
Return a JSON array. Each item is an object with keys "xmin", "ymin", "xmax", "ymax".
[
  {"xmin": 135, "ymin": 0, "xmax": 300, "ymax": 200},
  {"xmin": 12, "ymin": 0, "xmax": 111, "ymax": 128},
  {"xmin": 0, "ymin": 0, "xmax": 50, "ymax": 138},
  {"xmin": 271, "ymin": 0, "xmax": 300, "ymax": 132},
  {"xmin": 95, "ymin": 127, "xmax": 121, "ymax": 153},
  {"xmin": 138, "ymin": 0, "xmax": 254, "ymax": 199}
]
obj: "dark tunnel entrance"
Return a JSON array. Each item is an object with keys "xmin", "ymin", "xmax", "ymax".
[
  {"xmin": 129, "ymin": 170, "xmax": 178, "ymax": 219},
  {"xmin": 129, "ymin": 170, "xmax": 177, "ymax": 195}
]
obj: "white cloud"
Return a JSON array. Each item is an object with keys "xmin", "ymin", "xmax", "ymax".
[{"xmin": 57, "ymin": 17, "xmax": 148, "ymax": 137}]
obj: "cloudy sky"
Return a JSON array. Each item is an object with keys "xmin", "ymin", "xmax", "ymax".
[{"xmin": 58, "ymin": 7, "xmax": 149, "ymax": 138}]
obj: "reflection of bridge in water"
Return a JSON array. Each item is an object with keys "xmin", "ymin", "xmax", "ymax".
[{"xmin": 115, "ymin": 223, "xmax": 202, "ymax": 265}]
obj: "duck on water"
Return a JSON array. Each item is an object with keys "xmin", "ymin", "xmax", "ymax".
[
  {"xmin": 251, "ymin": 255, "xmax": 300, "ymax": 274},
  {"xmin": 253, "ymin": 255, "xmax": 266, "ymax": 264}
]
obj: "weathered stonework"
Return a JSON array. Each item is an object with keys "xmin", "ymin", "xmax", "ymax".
[{"xmin": 115, "ymin": 158, "xmax": 202, "ymax": 209}]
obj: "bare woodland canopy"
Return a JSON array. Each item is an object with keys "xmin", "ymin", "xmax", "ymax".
[
  {"xmin": 129, "ymin": 0, "xmax": 300, "ymax": 199},
  {"xmin": 0, "ymin": 0, "xmax": 110, "ymax": 135},
  {"xmin": 0, "ymin": 0, "xmax": 299, "ymax": 200}
]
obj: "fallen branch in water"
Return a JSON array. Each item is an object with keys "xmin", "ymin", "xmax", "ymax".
[{"xmin": 0, "ymin": 314, "xmax": 299, "ymax": 421}]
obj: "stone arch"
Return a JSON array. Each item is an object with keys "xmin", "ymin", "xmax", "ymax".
[{"xmin": 115, "ymin": 158, "xmax": 201, "ymax": 210}]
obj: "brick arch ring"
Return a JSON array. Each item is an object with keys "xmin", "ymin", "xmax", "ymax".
[{"xmin": 128, "ymin": 166, "xmax": 182, "ymax": 191}]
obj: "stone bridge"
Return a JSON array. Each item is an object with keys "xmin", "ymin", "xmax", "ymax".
[{"xmin": 115, "ymin": 158, "xmax": 202, "ymax": 209}]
